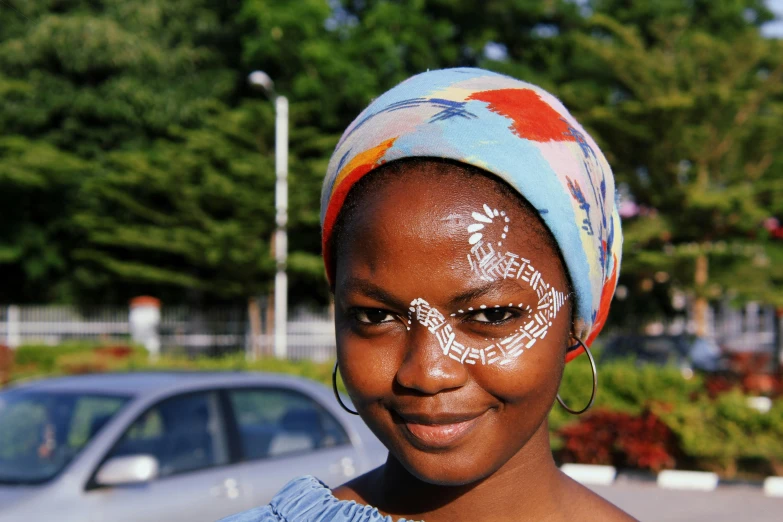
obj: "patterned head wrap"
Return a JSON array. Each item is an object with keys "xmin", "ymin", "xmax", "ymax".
[{"xmin": 321, "ymin": 68, "xmax": 622, "ymax": 360}]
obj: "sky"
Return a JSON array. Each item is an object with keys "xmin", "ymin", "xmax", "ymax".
[{"xmin": 763, "ymin": 0, "xmax": 783, "ymax": 37}]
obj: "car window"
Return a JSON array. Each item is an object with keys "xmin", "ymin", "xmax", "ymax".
[
  {"xmin": 0, "ymin": 391, "xmax": 128, "ymax": 484},
  {"xmin": 107, "ymin": 391, "xmax": 228, "ymax": 478},
  {"xmin": 228, "ymin": 388, "xmax": 349, "ymax": 461}
]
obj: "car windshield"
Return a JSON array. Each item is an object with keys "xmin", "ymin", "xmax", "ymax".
[{"xmin": 0, "ymin": 390, "xmax": 130, "ymax": 485}]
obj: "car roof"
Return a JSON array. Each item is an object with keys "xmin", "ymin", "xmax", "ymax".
[{"xmin": 4, "ymin": 371, "xmax": 326, "ymax": 398}]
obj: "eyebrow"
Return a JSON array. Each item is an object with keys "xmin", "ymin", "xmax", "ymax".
[
  {"xmin": 340, "ymin": 277, "xmax": 533, "ymax": 310},
  {"xmin": 447, "ymin": 280, "xmax": 531, "ymax": 307},
  {"xmin": 339, "ymin": 278, "xmax": 409, "ymax": 309}
]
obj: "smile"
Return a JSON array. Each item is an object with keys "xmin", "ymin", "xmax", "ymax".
[{"xmin": 395, "ymin": 410, "xmax": 488, "ymax": 449}]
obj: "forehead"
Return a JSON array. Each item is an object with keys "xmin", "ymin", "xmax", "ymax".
[
  {"xmin": 334, "ymin": 162, "xmax": 567, "ymax": 294},
  {"xmin": 350, "ymin": 161, "xmax": 518, "ymax": 218}
]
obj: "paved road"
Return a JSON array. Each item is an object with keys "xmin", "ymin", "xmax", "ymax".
[{"xmin": 590, "ymin": 478, "xmax": 782, "ymax": 522}]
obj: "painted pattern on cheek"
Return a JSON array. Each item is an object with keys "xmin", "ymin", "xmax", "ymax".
[{"xmin": 409, "ymin": 205, "xmax": 568, "ymax": 366}]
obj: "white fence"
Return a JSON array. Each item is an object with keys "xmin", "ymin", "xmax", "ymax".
[
  {"xmin": 637, "ymin": 301, "xmax": 779, "ymax": 353},
  {"xmin": 1, "ymin": 301, "xmax": 776, "ymax": 362},
  {"xmin": 0, "ymin": 304, "xmax": 336, "ymax": 362}
]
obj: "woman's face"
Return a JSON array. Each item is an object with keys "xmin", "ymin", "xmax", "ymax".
[{"xmin": 334, "ymin": 163, "xmax": 572, "ymax": 486}]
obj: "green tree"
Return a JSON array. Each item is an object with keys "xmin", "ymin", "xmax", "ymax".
[
  {"xmin": 0, "ymin": 137, "xmax": 88, "ymax": 302},
  {"xmin": 563, "ymin": 1, "xmax": 783, "ymax": 328},
  {"xmin": 73, "ymin": 103, "xmax": 276, "ymax": 303},
  {"xmin": 0, "ymin": 0, "xmax": 271, "ymax": 304},
  {"xmin": 3, "ymin": 0, "xmax": 781, "ymax": 323}
]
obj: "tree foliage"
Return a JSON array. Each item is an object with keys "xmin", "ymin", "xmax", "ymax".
[
  {"xmin": 0, "ymin": 0, "xmax": 781, "ymax": 319},
  {"xmin": 0, "ymin": 0, "xmax": 271, "ymax": 304},
  {"xmin": 566, "ymin": 1, "xmax": 783, "ymax": 318}
]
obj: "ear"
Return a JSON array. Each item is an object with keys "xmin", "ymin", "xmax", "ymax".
[{"xmin": 571, "ymin": 316, "xmax": 588, "ymax": 343}]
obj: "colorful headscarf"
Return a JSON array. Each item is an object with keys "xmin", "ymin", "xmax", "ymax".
[{"xmin": 321, "ymin": 68, "xmax": 622, "ymax": 360}]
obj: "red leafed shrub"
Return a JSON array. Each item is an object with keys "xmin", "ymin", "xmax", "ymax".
[
  {"xmin": 706, "ymin": 352, "xmax": 782, "ymax": 399},
  {"xmin": 703, "ymin": 375, "xmax": 738, "ymax": 399},
  {"xmin": 741, "ymin": 373, "xmax": 783, "ymax": 397},
  {"xmin": 0, "ymin": 345, "xmax": 12, "ymax": 385},
  {"xmin": 558, "ymin": 409, "xmax": 678, "ymax": 472},
  {"xmin": 728, "ymin": 353, "xmax": 770, "ymax": 375},
  {"xmin": 94, "ymin": 345, "xmax": 135, "ymax": 359}
]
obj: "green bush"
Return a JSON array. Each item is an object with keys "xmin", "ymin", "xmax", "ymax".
[
  {"xmin": 14, "ymin": 342, "xmax": 101, "ymax": 372},
  {"xmin": 13, "ymin": 341, "xmax": 146, "ymax": 371},
  {"xmin": 4, "ymin": 346, "xmax": 338, "ymax": 391},
  {"xmin": 550, "ymin": 355, "xmax": 703, "ymax": 433},
  {"xmin": 655, "ymin": 389, "xmax": 783, "ymax": 477}
]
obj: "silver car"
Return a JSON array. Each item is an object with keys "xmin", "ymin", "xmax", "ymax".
[{"xmin": 0, "ymin": 372, "xmax": 386, "ymax": 521}]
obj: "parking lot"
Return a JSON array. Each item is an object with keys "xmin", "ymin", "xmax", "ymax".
[{"xmin": 591, "ymin": 479, "xmax": 782, "ymax": 522}]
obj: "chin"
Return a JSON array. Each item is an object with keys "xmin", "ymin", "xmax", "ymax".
[{"xmin": 392, "ymin": 447, "xmax": 501, "ymax": 487}]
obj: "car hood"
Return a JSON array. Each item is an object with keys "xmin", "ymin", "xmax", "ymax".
[{"xmin": 0, "ymin": 485, "xmax": 37, "ymax": 511}]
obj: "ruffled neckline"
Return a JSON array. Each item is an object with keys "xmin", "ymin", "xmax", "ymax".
[{"xmin": 270, "ymin": 475, "xmax": 420, "ymax": 522}]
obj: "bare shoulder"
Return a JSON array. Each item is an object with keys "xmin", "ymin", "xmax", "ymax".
[
  {"xmin": 331, "ymin": 466, "xmax": 382, "ymax": 504},
  {"xmin": 560, "ymin": 473, "xmax": 638, "ymax": 522}
]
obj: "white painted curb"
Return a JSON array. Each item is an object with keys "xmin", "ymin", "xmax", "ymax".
[
  {"xmin": 657, "ymin": 470, "xmax": 719, "ymax": 491},
  {"xmin": 746, "ymin": 396, "xmax": 773, "ymax": 413},
  {"xmin": 763, "ymin": 476, "xmax": 783, "ymax": 497},
  {"xmin": 561, "ymin": 464, "xmax": 617, "ymax": 486}
]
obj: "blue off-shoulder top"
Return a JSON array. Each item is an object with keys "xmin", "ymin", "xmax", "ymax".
[{"xmin": 219, "ymin": 475, "xmax": 419, "ymax": 522}]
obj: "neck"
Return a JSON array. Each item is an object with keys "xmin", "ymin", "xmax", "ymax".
[{"xmin": 369, "ymin": 420, "xmax": 565, "ymax": 521}]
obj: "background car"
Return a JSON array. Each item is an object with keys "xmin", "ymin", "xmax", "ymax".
[
  {"xmin": 0, "ymin": 372, "xmax": 387, "ymax": 522},
  {"xmin": 600, "ymin": 334, "xmax": 727, "ymax": 376}
]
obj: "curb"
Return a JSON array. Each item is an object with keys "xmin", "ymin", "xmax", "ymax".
[
  {"xmin": 657, "ymin": 470, "xmax": 718, "ymax": 491},
  {"xmin": 561, "ymin": 465, "xmax": 783, "ymax": 498},
  {"xmin": 764, "ymin": 477, "xmax": 783, "ymax": 498},
  {"xmin": 560, "ymin": 464, "xmax": 617, "ymax": 486}
]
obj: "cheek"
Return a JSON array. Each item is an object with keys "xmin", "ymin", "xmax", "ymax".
[
  {"xmin": 335, "ymin": 324, "xmax": 403, "ymax": 403},
  {"xmin": 472, "ymin": 338, "xmax": 564, "ymax": 403},
  {"xmin": 471, "ymin": 306, "xmax": 570, "ymax": 406}
]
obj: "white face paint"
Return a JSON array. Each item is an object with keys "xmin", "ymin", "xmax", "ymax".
[{"xmin": 409, "ymin": 204, "xmax": 568, "ymax": 366}]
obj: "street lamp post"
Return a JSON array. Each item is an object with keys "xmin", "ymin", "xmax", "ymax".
[{"xmin": 248, "ymin": 71, "xmax": 288, "ymax": 359}]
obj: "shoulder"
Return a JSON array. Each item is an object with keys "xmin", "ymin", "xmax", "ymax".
[
  {"xmin": 332, "ymin": 467, "xmax": 382, "ymax": 504},
  {"xmin": 578, "ymin": 492, "xmax": 637, "ymax": 522},
  {"xmin": 560, "ymin": 473, "xmax": 638, "ymax": 522}
]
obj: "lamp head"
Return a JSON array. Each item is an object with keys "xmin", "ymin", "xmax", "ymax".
[{"xmin": 248, "ymin": 70, "xmax": 275, "ymax": 95}]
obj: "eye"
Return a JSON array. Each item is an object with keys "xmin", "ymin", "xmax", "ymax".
[
  {"xmin": 470, "ymin": 307, "xmax": 516, "ymax": 324},
  {"xmin": 353, "ymin": 308, "xmax": 396, "ymax": 324}
]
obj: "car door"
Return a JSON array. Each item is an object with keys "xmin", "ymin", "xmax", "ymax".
[
  {"xmin": 89, "ymin": 390, "xmax": 244, "ymax": 522},
  {"xmin": 225, "ymin": 387, "xmax": 361, "ymax": 510}
]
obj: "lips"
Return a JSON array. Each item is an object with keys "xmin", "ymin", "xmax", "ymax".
[{"xmin": 395, "ymin": 410, "xmax": 488, "ymax": 449}]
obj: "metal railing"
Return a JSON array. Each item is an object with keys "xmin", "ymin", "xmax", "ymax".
[
  {"xmin": 0, "ymin": 304, "xmax": 336, "ymax": 361},
  {"xmin": 1, "ymin": 302, "xmax": 777, "ymax": 361}
]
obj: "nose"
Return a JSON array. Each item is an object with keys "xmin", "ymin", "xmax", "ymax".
[{"xmin": 395, "ymin": 325, "xmax": 470, "ymax": 394}]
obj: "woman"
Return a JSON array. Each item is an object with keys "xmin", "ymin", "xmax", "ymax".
[{"xmin": 224, "ymin": 68, "xmax": 632, "ymax": 521}]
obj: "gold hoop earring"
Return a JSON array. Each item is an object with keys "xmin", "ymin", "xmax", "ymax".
[
  {"xmin": 332, "ymin": 361, "xmax": 359, "ymax": 416},
  {"xmin": 556, "ymin": 337, "xmax": 597, "ymax": 415}
]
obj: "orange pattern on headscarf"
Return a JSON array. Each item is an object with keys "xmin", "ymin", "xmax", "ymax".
[
  {"xmin": 322, "ymin": 138, "xmax": 397, "ymax": 283},
  {"xmin": 565, "ymin": 253, "xmax": 619, "ymax": 362},
  {"xmin": 467, "ymin": 89, "xmax": 577, "ymax": 143}
]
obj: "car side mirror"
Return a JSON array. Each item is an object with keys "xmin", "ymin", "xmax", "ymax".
[{"xmin": 95, "ymin": 455, "xmax": 159, "ymax": 487}]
